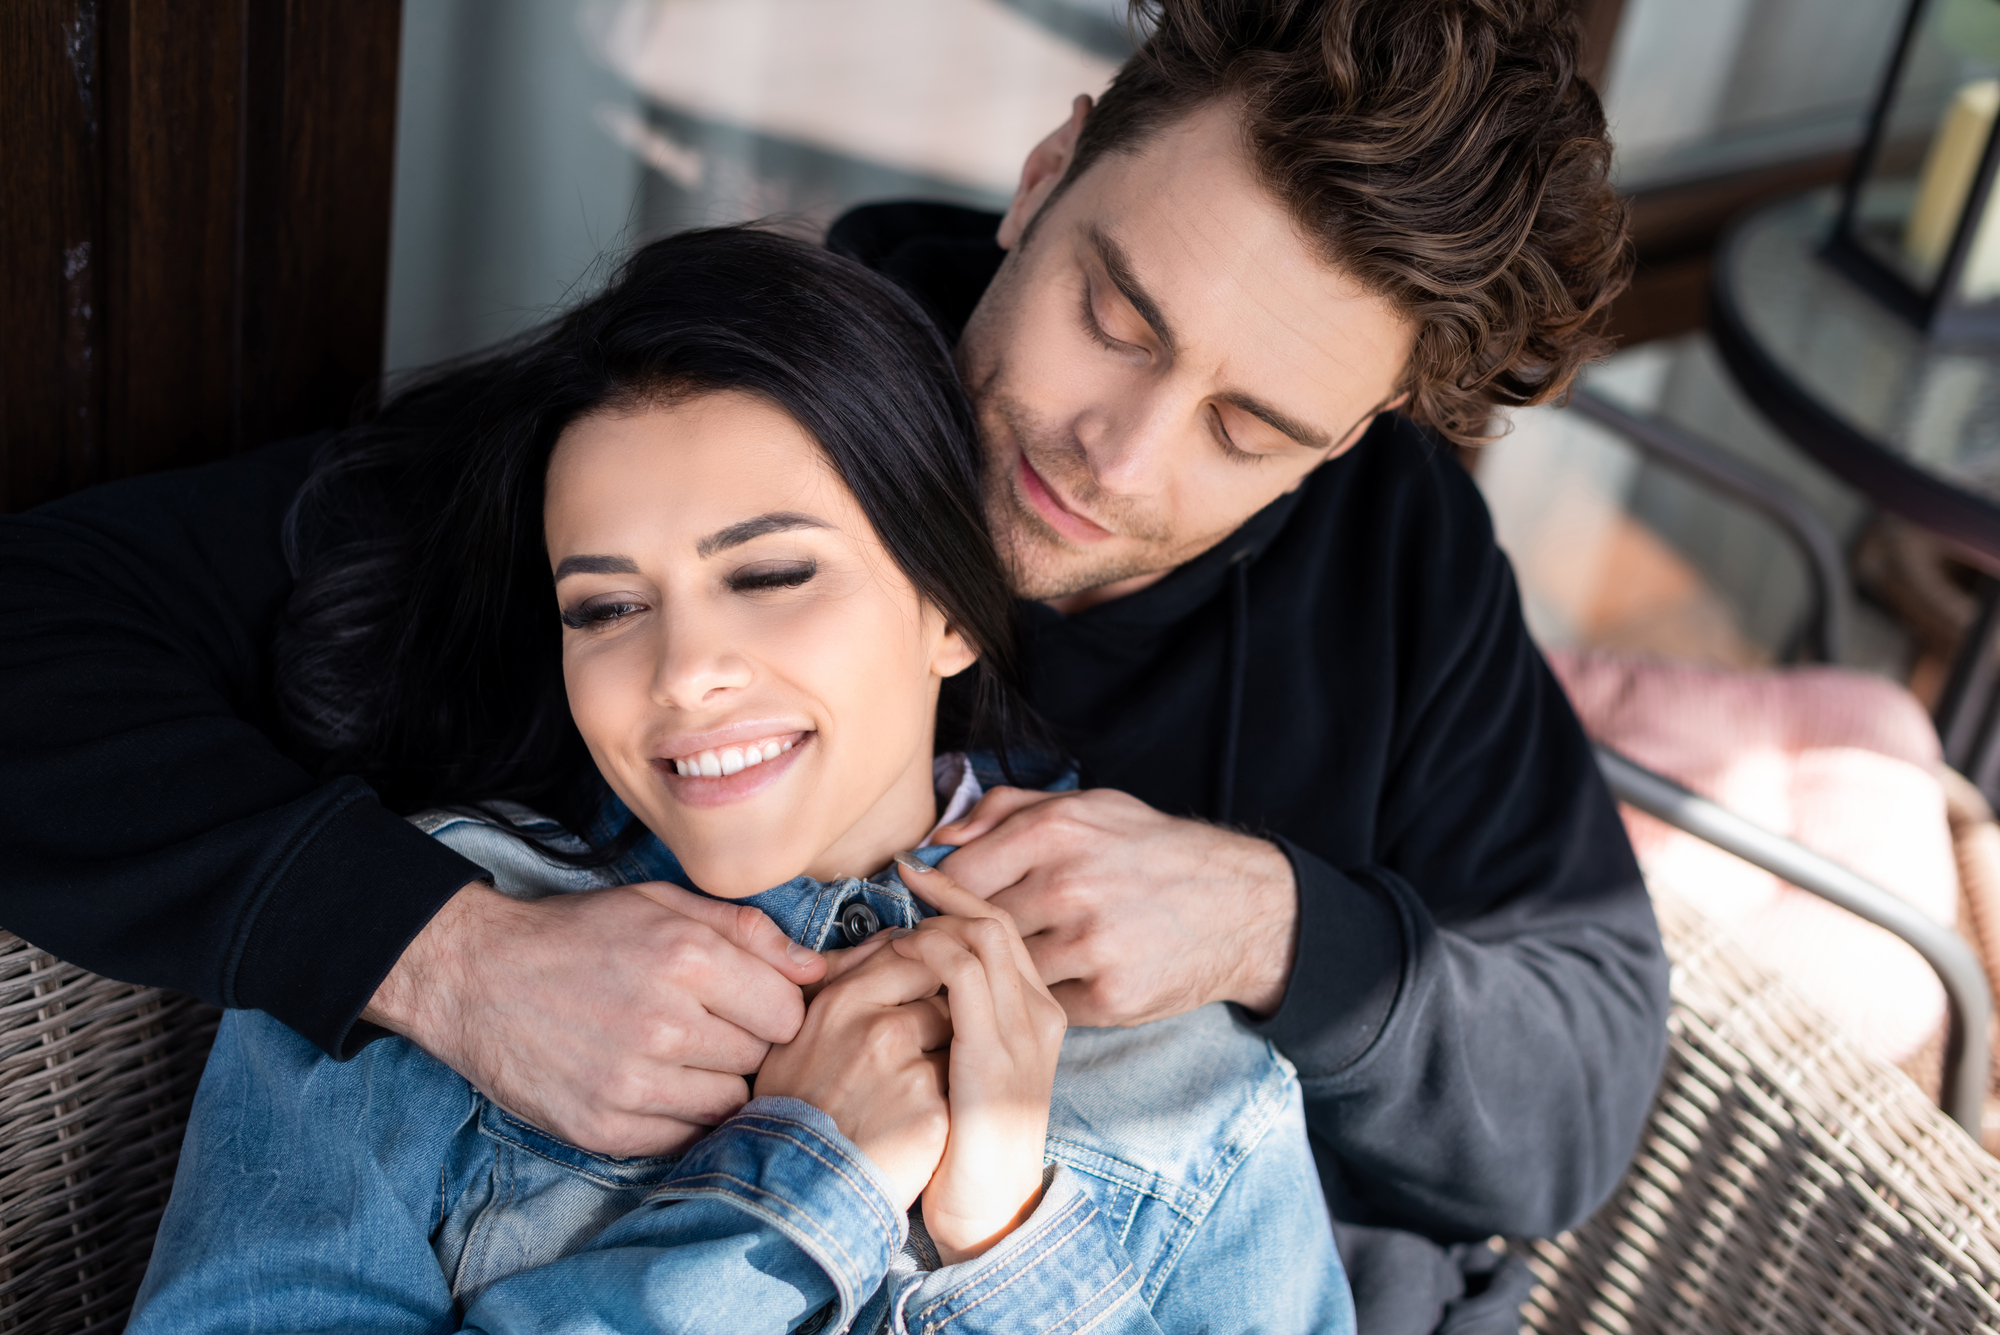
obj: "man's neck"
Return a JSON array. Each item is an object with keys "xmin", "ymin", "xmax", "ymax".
[{"xmin": 1040, "ymin": 567, "xmax": 1171, "ymax": 616}]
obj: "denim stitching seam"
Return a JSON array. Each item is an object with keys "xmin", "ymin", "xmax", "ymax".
[{"xmin": 913, "ymin": 1192, "xmax": 1135, "ymax": 1332}]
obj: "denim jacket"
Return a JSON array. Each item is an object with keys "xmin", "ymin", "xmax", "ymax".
[{"xmin": 131, "ymin": 760, "xmax": 1353, "ymax": 1333}]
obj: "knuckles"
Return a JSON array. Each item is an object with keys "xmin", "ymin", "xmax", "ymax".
[
  {"xmin": 964, "ymin": 916, "xmax": 1014, "ymax": 950},
  {"xmin": 1077, "ymin": 972, "xmax": 1143, "ymax": 1022},
  {"xmin": 729, "ymin": 902, "xmax": 783, "ymax": 949}
]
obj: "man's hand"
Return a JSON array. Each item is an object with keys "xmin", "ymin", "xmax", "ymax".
[
  {"xmin": 365, "ymin": 880, "xmax": 825, "ymax": 1158},
  {"xmin": 936, "ymin": 788, "xmax": 1299, "ymax": 1027}
]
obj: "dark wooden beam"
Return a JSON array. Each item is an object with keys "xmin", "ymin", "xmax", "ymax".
[
  {"xmin": 0, "ymin": 0, "xmax": 401, "ymax": 513},
  {"xmin": 1606, "ymin": 148, "xmax": 1858, "ymax": 348},
  {"xmin": 1574, "ymin": 0, "xmax": 1627, "ymax": 91},
  {"xmin": 238, "ymin": 0, "xmax": 403, "ymax": 453}
]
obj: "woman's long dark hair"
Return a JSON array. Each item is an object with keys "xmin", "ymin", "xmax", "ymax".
[{"xmin": 276, "ymin": 226, "xmax": 1036, "ymax": 846}]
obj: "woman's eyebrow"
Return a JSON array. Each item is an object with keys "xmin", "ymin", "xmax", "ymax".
[
  {"xmin": 553, "ymin": 554, "xmax": 640, "ymax": 581},
  {"xmin": 695, "ymin": 511, "xmax": 832, "ymax": 557}
]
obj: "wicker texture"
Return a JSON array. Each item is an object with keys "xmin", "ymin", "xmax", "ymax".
[
  {"xmin": 1521, "ymin": 891, "xmax": 2000, "ymax": 1334},
  {"xmin": 0, "ymin": 932, "xmax": 216, "ymax": 1334}
]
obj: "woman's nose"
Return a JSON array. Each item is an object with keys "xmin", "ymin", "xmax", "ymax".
[{"xmin": 648, "ymin": 616, "xmax": 752, "ymax": 708}]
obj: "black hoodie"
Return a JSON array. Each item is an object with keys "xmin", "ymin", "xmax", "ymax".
[
  {"xmin": 0, "ymin": 204, "xmax": 1667, "ymax": 1335},
  {"xmin": 833, "ymin": 203, "xmax": 1669, "ymax": 1333}
]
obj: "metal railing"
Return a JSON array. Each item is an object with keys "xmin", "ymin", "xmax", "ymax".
[{"xmin": 1598, "ymin": 745, "xmax": 1991, "ymax": 1136}]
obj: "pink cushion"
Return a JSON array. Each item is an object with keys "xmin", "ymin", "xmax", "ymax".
[{"xmin": 1547, "ymin": 650, "xmax": 1956, "ymax": 1065}]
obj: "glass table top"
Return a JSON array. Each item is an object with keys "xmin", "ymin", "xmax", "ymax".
[{"xmin": 1722, "ymin": 191, "xmax": 2000, "ymax": 510}]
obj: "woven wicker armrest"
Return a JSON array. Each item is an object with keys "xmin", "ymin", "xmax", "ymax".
[
  {"xmin": 1519, "ymin": 891, "xmax": 2000, "ymax": 1334},
  {"xmin": 0, "ymin": 931, "xmax": 218, "ymax": 1335}
]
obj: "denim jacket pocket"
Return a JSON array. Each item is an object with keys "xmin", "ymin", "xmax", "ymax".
[
  {"xmin": 438, "ymin": 1098, "xmax": 683, "ymax": 1306},
  {"xmin": 1042, "ymin": 1003, "xmax": 1302, "ymax": 1304}
]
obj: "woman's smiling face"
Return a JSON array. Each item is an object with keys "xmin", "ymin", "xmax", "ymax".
[{"xmin": 545, "ymin": 390, "xmax": 977, "ymax": 898}]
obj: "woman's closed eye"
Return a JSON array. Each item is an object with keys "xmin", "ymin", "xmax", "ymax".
[
  {"xmin": 560, "ymin": 596, "xmax": 647, "ymax": 631},
  {"xmin": 727, "ymin": 558, "xmax": 817, "ymax": 593}
]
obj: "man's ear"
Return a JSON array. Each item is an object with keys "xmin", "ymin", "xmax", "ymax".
[{"xmin": 997, "ymin": 95, "xmax": 1092, "ymax": 252}]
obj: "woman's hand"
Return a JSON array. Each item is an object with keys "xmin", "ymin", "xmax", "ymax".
[
  {"xmin": 890, "ymin": 855, "xmax": 1068, "ymax": 1265},
  {"xmin": 756, "ymin": 943, "xmax": 952, "ymax": 1210}
]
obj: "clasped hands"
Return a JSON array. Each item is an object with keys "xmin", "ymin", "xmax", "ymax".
[
  {"xmin": 758, "ymin": 862, "xmax": 1063, "ymax": 1262},
  {"xmin": 366, "ymin": 788, "xmax": 1299, "ymax": 1261}
]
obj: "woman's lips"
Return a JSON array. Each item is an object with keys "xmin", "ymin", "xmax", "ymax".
[
  {"xmin": 653, "ymin": 731, "xmax": 810, "ymax": 808},
  {"xmin": 1016, "ymin": 452, "xmax": 1112, "ymax": 543}
]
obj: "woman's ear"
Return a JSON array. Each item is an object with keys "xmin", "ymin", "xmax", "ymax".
[
  {"xmin": 929, "ymin": 623, "xmax": 980, "ymax": 679},
  {"xmin": 996, "ymin": 95, "xmax": 1092, "ymax": 251}
]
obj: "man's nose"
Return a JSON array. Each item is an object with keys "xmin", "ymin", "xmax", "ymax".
[{"xmin": 1075, "ymin": 391, "xmax": 1184, "ymax": 498}]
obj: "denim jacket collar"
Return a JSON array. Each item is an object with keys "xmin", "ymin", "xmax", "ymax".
[{"xmin": 598, "ymin": 749, "xmax": 1075, "ymax": 953}]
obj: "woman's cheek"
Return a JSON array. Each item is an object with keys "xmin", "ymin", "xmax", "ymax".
[{"xmin": 562, "ymin": 641, "xmax": 648, "ymax": 772}]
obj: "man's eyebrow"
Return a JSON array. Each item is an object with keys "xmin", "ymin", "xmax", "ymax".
[
  {"xmin": 1217, "ymin": 391, "xmax": 1334, "ymax": 451},
  {"xmin": 694, "ymin": 510, "xmax": 833, "ymax": 558},
  {"xmin": 1088, "ymin": 225, "xmax": 1178, "ymax": 357},
  {"xmin": 553, "ymin": 554, "xmax": 640, "ymax": 581},
  {"xmin": 1089, "ymin": 226, "xmax": 1335, "ymax": 451}
]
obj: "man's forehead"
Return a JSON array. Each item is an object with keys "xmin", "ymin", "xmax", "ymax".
[{"xmin": 1063, "ymin": 121, "xmax": 1413, "ymax": 428}]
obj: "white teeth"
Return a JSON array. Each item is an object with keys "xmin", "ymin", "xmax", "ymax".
[{"xmin": 671, "ymin": 736, "xmax": 798, "ymax": 777}]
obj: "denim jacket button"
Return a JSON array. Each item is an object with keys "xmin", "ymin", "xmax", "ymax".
[{"xmin": 837, "ymin": 900, "xmax": 881, "ymax": 945}]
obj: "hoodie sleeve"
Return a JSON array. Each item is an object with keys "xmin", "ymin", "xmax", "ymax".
[
  {"xmin": 1251, "ymin": 453, "xmax": 1670, "ymax": 1242},
  {"xmin": 0, "ymin": 442, "xmax": 482, "ymax": 1056}
]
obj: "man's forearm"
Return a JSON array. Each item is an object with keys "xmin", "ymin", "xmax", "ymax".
[
  {"xmin": 0, "ymin": 440, "xmax": 487, "ymax": 1056},
  {"xmin": 1263, "ymin": 849, "xmax": 1668, "ymax": 1239},
  {"xmin": 1218, "ymin": 834, "xmax": 1300, "ymax": 1017}
]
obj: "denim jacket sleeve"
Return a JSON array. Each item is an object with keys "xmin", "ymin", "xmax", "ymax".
[
  {"xmin": 464, "ymin": 1100, "xmax": 1174, "ymax": 1335},
  {"xmin": 133, "ymin": 1012, "xmax": 1176, "ymax": 1335}
]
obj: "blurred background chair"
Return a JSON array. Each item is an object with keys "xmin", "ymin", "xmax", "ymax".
[
  {"xmin": 1478, "ymin": 373, "xmax": 2000, "ymax": 1146},
  {"xmin": 0, "ymin": 935, "xmax": 216, "ymax": 1334}
]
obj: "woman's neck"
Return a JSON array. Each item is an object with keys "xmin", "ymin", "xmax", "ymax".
[{"xmin": 799, "ymin": 744, "xmax": 941, "ymax": 883}]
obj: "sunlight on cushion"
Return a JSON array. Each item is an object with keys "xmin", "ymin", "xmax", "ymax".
[{"xmin": 1548, "ymin": 650, "xmax": 1955, "ymax": 1065}]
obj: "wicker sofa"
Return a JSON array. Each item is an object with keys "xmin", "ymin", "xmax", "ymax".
[
  {"xmin": 4, "ymin": 891, "xmax": 2000, "ymax": 1333},
  {"xmin": 1519, "ymin": 891, "xmax": 2000, "ymax": 1334}
]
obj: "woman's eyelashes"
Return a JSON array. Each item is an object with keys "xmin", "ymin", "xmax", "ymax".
[
  {"xmin": 727, "ymin": 558, "xmax": 817, "ymax": 592},
  {"xmin": 560, "ymin": 597, "xmax": 646, "ymax": 631},
  {"xmin": 558, "ymin": 559, "xmax": 820, "ymax": 629}
]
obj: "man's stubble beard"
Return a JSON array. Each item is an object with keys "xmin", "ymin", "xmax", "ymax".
[
  {"xmin": 972, "ymin": 381, "xmax": 1194, "ymax": 603},
  {"xmin": 959, "ymin": 274, "xmax": 1202, "ymax": 603}
]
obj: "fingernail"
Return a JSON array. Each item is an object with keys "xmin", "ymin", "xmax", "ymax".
[
  {"xmin": 892, "ymin": 850, "xmax": 933, "ymax": 874},
  {"xmin": 884, "ymin": 927, "xmax": 916, "ymax": 940},
  {"xmin": 786, "ymin": 940, "xmax": 819, "ymax": 965}
]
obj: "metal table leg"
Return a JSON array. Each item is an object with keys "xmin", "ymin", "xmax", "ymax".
[{"xmin": 1937, "ymin": 575, "xmax": 2000, "ymax": 803}]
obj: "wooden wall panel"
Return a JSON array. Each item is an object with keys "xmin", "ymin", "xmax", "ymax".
[{"xmin": 0, "ymin": 0, "xmax": 402, "ymax": 513}]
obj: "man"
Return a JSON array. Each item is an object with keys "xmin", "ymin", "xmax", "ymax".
[{"xmin": 0, "ymin": 2, "xmax": 1662, "ymax": 1331}]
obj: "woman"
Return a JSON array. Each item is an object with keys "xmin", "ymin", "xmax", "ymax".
[{"xmin": 129, "ymin": 228, "xmax": 1350, "ymax": 1334}]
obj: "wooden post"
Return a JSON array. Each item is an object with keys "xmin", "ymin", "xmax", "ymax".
[{"xmin": 0, "ymin": 0, "xmax": 402, "ymax": 513}]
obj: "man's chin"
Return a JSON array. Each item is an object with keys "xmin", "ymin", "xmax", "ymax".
[{"xmin": 1004, "ymin": 539, "xmax": 1169, "ymax": 604}]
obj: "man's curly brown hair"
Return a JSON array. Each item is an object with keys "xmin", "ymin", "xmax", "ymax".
[{"xmin": 1056, "ymin": 0, "xmax": 1632, "ymax": 447}]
